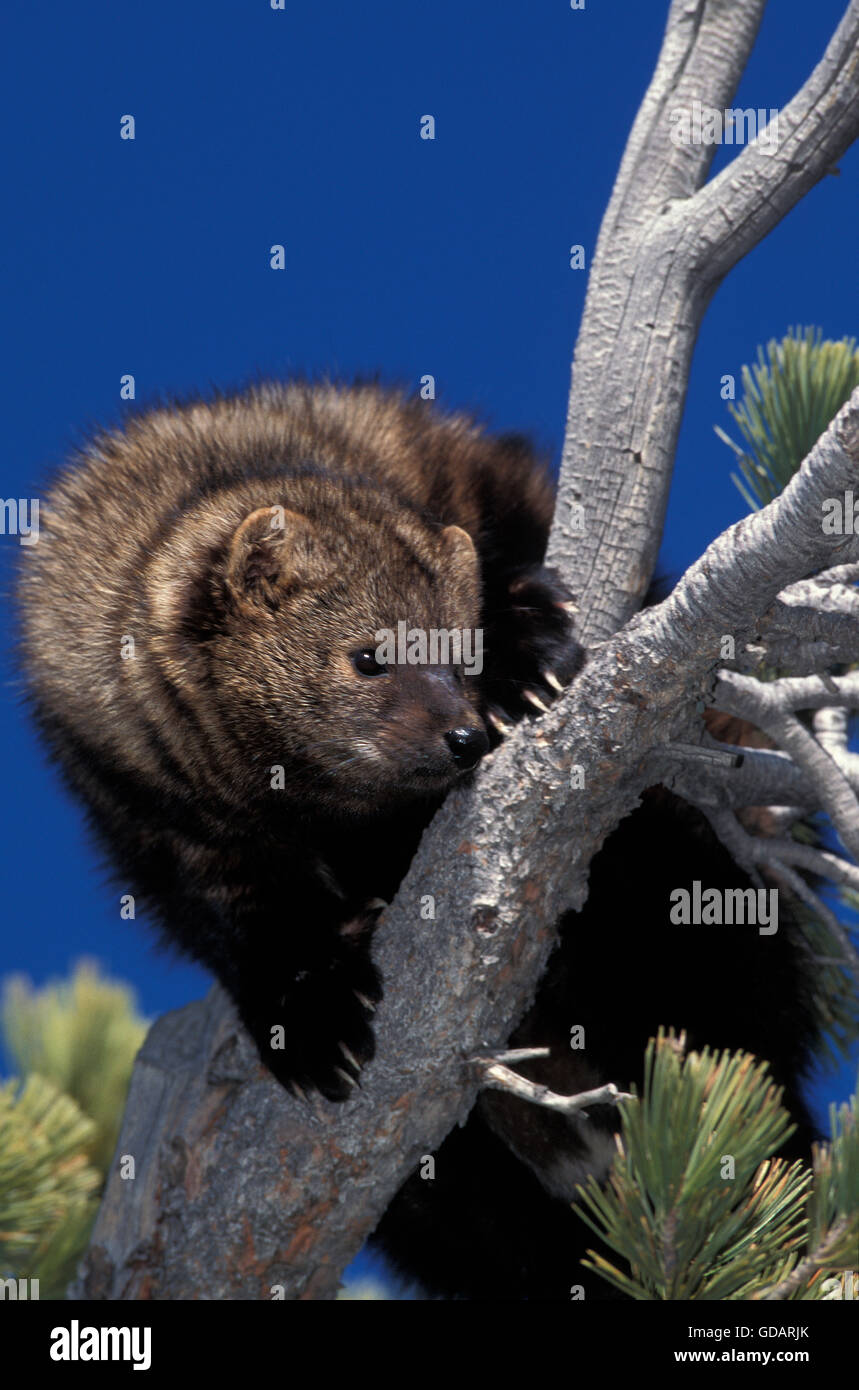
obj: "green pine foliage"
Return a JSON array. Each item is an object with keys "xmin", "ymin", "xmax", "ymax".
[
  {"xmin": 798, "ymin": 1095, "xmax": 859, "ymax": 1288},
  {"xmin": 715, "ymin": 326, "xmax": 859, "ymax": 511},
  {"xmin": 574, "ymin": 1032, "xmax": 859, "ymax": 1301},
  {"xmin": 0, "ymin": 1075, "xmax": 101, "ymax": 1299},
  {"xmin": 0, "ymin": 961, "xmax": 147, "ymax": 1297},
  {"xmin": 1, "ymin": 960, "xmax": 147, "ymax": 1174}
]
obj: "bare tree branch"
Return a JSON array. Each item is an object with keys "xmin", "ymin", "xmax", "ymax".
[
  {"xmin": 814, "ymin": 705, "xmax": 851, "ymax": 756},
  {"xmin": 548, "ymin": 0, "xmax": 859, "ymax": 644},
  {"xmin": 712, "ymin": 671, "xmax": 859, "ymax": 858},
  {"xmin": 688, "ymin": 0, "xmax": 859, "ymax": 283},
  {"xmin": 700, "ymin": 805, "xmax": 859, "ymax": 974},
  {"xmin": 473, "ymin": 1055, "xmax": 633, "ymax": 1116}
]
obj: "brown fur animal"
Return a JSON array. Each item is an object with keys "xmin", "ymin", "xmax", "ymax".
[
  {"xmin": 19, "ymin": 379, "xmax": 826, "ymax": 1300},
  {"xmin": 17, "ymin": 381, "xmax": 577, "ymax": 1099}
]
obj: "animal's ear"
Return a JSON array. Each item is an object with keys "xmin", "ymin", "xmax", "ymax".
[
  {"xmin": 439, "ymin": 524, "xmax": 479, "ymax": 583},
  {"xmin": 226, "ymin": 506, "xmax": 327, "ymax": 609}
]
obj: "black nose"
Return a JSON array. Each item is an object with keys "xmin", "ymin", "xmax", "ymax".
[{"xmin": 444, "ymin": 725, "xmax": 490, "ymax": 770}]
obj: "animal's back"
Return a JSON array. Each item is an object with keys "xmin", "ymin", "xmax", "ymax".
[{"xmin": 19, "ymin": 382, "xmax": 554, "ymax": 745}]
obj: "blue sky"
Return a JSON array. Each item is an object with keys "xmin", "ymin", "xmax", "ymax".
[{"xmin": 1, "ymin": 0, "xmax": 857, "ymax": 1149}]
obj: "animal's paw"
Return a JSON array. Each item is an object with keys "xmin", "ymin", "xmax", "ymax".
[
  {"xmin": 483, "ymin": 565, "xmax": 584, "ymax": 733},
  {"xmin": 243, "ymin": 946, "xmax": 382, "ymax": 1103}
]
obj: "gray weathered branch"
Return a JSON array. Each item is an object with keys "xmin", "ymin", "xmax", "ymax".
[
  {"xmin": 473, "ymin": 1054, "xmax": 634, "ymax": 1117},
  {"xmin": 548, "ymin": 0, "xmax": 859, "ymax": 644}
]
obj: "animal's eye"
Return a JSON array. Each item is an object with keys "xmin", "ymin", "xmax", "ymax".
[{"xmin": 352, "ymin": 649, "xmax": 388, "ymax": 677}]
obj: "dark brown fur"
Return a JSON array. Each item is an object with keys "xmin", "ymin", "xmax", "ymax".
[{"xmin": 18, "ymin": 381, "xmax": 577, "ymax": 1099}]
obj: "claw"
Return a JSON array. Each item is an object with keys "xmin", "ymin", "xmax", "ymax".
[
  {"xmin": 487, "ymin": 709, "xmax": 514, "ymax": 736},
  {"xmin": 354, "ymin": 990, "xmax": 376, "ymax": 1013},
  {"xmin": 339, "ymin": 1041, "xmax": 360, "ymax": 1072},
  {"xmin": 335, "ymin": 1066, "xmax": 358, "ymax": 1091},
  {"xmin": 523, "ymin": 689, "xmax": 551, "ymax": 714},
  {"xmin": 365, "ymin": 897, "xmax": 388, "ymax": 913},
  {"xmin": 288, "ymin": 1080, "xmax": 308, "ymax": 1104},
  {"xmin": 556, "ymin": 599, "xmax": 578, "ymax": 615},
  {"xmin": 541, "ymin": 669, "xmax": 564, "ymax": 694}
]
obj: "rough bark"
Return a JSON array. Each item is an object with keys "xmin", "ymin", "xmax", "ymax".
[
  {"xmin": 71, "ymin": 0, "xmax": 859, "ymax": 1301},
  {"xmin": 547, "ymin": 0, "xmax": 859, "ymax": 644}
]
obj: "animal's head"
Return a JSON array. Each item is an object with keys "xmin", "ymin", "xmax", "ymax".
[{"xmin": 215, "ymin": 490, "xmax": 489, "ymax": 813}]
